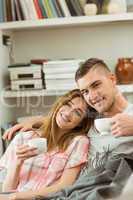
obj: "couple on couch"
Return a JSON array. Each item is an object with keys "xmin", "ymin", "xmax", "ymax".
[{"xmin": 0, "ymin": 58, "xmax": 133, "ymax": 200}]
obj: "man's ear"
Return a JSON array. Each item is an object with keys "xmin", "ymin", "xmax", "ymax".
[{"xmin": 109, "ymin": 73, "xmax": 117, "ymax": 85}]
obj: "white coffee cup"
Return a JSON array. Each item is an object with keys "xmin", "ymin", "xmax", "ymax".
[
  {"xmin": 28, "ymin": 138, "xmax": 47, "ymax": 154},
  {"xmin": 94, "ymin": 118, "xmax": 112, "ymax": 135}
]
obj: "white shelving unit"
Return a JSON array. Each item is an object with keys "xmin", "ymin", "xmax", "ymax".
[
  {"xmin": 118, "ymin": 84, "xmax": 133, "ymax": 94},
  {"xmin": 3, "ymin": 89, "xmax": 68, "ymax": 98},
  {"xmin": 2, "ymin": 84, "xmax": 133, "ymax": 98},
  {"xmin": 0, "ymin": 13, "xmax": 133, "ymax": 30},
  {"xmin": 0, "ymin": 13, "xmax": 133, "ymax": 125}
]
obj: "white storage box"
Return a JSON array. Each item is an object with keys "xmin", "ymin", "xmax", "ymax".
[
  {"xmin": 8, "ymin": 65, "xmax": 42, "ymax": 80},
  {"xmin": 11, "ymin": 79, "xmax": 43, "ymax": 90}
]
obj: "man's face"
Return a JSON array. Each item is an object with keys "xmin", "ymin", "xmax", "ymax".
[{"xmin": 77, "ymin": 69, "xmax": 117, "ymax": 114}]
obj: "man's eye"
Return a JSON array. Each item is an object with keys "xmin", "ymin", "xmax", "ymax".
[{"xmin": 94, "ymin": 83, "xmax": 100, "ymax": 88}]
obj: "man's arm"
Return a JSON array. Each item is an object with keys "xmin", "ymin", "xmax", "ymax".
[
  {"xmin": 111, "ymin": 114, "xmax": 133, "ymax": 137},
  {"xmin": 2, "ymin": 116, "xmax": 45, "ymax": 140}
]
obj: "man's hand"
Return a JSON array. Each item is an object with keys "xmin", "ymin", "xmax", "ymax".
[
  {"xmin": 2, "ymin": 123, "xmax": 33, "ymax": 141},
  {"xmin": 2, "ymin": 116, "xmax": 44, "ymax": 141},
  {"xmin": 111, "ymin": 113, "xmax": 133, "ymax": 137}
]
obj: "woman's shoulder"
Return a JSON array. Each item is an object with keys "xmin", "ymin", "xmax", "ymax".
[
  {"xmin": 65, "ymin": 135, "xmax": 89, "ymax": 167},
  {"xmin": 66, "ymin": 135, "xmax": 89, "ymax": 153},
  {"xmin": 72, "ymin": 135, "xmax": 89, "ymax": 144}
]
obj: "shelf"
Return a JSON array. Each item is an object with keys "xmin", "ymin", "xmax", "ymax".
[
  {"xmin": 117, "ymin": 84, "xmax": 133, "ymax": 94},
  {"xmin": 3, "ymin": 84, "xmax": 133, "ymax": 98},
  {"xmin": 0, "ymin": 13, "xmax": 133, "ymax": 31},
  {"xmin": 3, "ymin": 89, "xmax": 69, "ymax": 98}
]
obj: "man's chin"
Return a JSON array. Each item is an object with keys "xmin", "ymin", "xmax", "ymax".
[{"xmin": 94, "ymin": 107, "xmax": 105, "ymax": 114}]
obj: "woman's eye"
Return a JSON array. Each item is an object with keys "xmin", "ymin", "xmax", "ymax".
[
  {"xmin": 67, "ymin": 101, "xmax": 72, "ymax": 106},
  {"xmin": 64, "ymin": 102, "xmax": 71, "ymax": 107},
  {"xmin": 75, "ymin": 110, "xmax": 81, "ymax": 117}
]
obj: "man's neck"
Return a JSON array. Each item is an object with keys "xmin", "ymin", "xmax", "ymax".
[{"xmin": 103, "ymin": 91, "xmax": 128, "ymax": 117}]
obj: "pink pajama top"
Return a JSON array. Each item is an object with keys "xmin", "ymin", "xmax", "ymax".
[{"xmin": 0, "ymin": 131, "xmax": 89, "ymax": 191}]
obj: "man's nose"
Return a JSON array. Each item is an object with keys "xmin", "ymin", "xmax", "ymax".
[{"xmin": 89, "ymin": 90, "xmax": 98, "ymax": 101}]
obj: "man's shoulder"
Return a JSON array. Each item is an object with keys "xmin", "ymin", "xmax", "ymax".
[{"xmin": 87, "ymin": 126, "xmax": 97, "ymax": 137}]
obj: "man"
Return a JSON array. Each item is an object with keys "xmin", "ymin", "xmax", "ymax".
[
  {"xmin": 75, "ymin": 58, "xmax": 133, "ymax": 136},
  {"xmin": 75, "ymin": 58, "xmax": 133, "ymax": 169}
]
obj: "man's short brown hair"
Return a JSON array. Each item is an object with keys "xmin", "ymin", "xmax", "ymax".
[{"xmin": 75, "ymin": 58, "xmax": 111, "ymax": 82}]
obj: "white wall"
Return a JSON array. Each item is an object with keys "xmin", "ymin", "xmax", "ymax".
[{"xmin": 13, "ymin": 22, "xmax": 133, "ymax": 70}]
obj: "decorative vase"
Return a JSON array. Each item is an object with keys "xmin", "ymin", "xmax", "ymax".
[
  {"xmin": 84, "ymin": 3, "xmax": 97, "ymax": 16},
  {"xmin": 115, "ymin": 58, "xmax": 133, "ymax": 84}
]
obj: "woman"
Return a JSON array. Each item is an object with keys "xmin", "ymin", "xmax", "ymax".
[{"xmin": 0, "ymin": 89, "xmax": 94, "ymax": 200}]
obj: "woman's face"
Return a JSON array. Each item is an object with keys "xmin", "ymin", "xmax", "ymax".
[{"xmin": 56, "ymin": 97, "xmax": 87, "ymax": 131}]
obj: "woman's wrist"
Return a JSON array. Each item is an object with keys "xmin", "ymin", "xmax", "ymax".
[
  {"xmin": 14, "ymin": 159, "xmax": 24, "ymax": 168},
  {"xmin": 9, "ymin": 191, "xmax": 37, "ymax": 200}
]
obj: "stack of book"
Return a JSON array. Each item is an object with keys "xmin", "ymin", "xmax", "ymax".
[
  {"xmin": 0, "ymin": 0, "xmax": 85, "ymax": 22},
  {"xmin": 43, "ymin": 59, "xmax": 83, "ymax": 90},
  {"xmin": 8, "ymin": 63, "xmax": 44, "ymax": 90}
]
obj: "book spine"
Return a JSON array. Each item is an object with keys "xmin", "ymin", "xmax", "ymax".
[
  {"xmin": 5, "ymin": 0, "xmax": 13, "ymax": 21},
  {"xmin": 30, "ymin": 0, "xmax": 39, "ymax": 19},
  {"xmin": 52, "ymin": 0, "xmax": 64, "ymax": 17},
  {"xmin": 3, "ymin": 0, "xmax": 7, "ymax": 21},
  {"xmin": 45, "ymin": 73, "xmax": 74, "ymax": 79},
  {"xmin": 17, "ymin": 0, "xmax": 25, "ymax": 20},
  {"xmin": 65, "ymin": 0, "xmax": 77, "ymax": 16},
  {"xmin": 38, "ymin": 0, "xmax": 48, "ymax": 18},
  {"xmin": 19, "ymin": 0, "xmax": 30, "ymax": 20},
  {"xmin": 48, "ymin": 0, "xmax": 58, "ymax": 18},
  {"xmin": 79, "ymin": 0, "xmax": 86, "ymax": 9},
  {"xmin": 44, "ymin": 67, "xmax": 78, "ymax": 74},
  {"xmin": 33, "ymin": 0, "xmax": 44, "ymax": 19},
  {"xmin": 72, "ymin": 0, "xmax": 84, "ymax": 16},
  {"xmin": 14, "ymin": 0, "xmax": 23, "ymax": 21},
  {"xmin": 25, "ymin": 0, "xmax": 38, "ymax": 20},
  {"xmin": 58, "ymin": 0, "xmax": 71, "ymax": 17},
  {"xmin": 0, "ymin": 0, "xmax": 4, "ymax": 22},
  {"xmin": 43, "ymin": 0, "xmax": 53, "ymax": 18},
  {"xmin": 10, "ymin": 0, "xmax": 16, "ymax": 21},
  {"xmin": 46, "ymin": 83, "xmax": 76, "ymax": 90},
  {"xmin": 43, "ymin": 59, "xmax": 83, "ymax": 65},
  {"xmin": 76, "ymin": 0, "xmax": 84, "ymax": 15}
]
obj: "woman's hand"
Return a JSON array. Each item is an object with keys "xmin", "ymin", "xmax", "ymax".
[
  {"xmin": 2, "ymin": 145, "xmax": 38, "ymax": 192},
  {"xmin": 15, "ymin": 145, "xmax": 38, "ymax": 166}
]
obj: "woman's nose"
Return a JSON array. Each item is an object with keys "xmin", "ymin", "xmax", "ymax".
[{"xmin": 65, "ymin": 108, "xmax": 73, "ymax": 117}]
